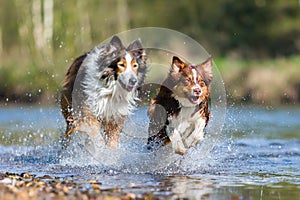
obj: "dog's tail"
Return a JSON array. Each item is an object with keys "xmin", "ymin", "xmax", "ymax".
[{"xmin": 60, "ymin": 53, "xmax": 87, "ymax": 134}]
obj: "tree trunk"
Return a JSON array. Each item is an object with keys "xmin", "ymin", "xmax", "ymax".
[
  {"xmin": 32, "ymin": 0, "xmax": 44, "ymax": 50},
  {"xmin": 0, "ymin": 27, "xmax": 2, "ymax": 57},
  {"xmin": 116, "ymin": 0, "xmax": 129, "ymax": 32},
  {"xmin": 76, "ymin": 0, "xmax": 92, "ymax": 48},
  {"xmin": 32, "ymin": 0, "xmax": 53, "ymax": 57},
  {"xmin": 43, "ymin": 0, "xmax": 53, "ymax": 57}
]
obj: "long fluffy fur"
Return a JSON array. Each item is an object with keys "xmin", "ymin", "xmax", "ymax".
[{"xmin": 60, "ymin": 36, "xmax": 147, "ymax": 148}]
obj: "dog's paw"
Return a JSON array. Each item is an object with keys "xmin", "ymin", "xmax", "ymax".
[
  {"xmin": 168, "ymin": 130, "xmax": 187, "ymax": 155},
  {"xmin": 173, "ymin": 143, "xmax": 186, "ymax": 155}
]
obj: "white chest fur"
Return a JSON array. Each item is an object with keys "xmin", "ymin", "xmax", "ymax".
[
  {"xmin": 167, "ymin": 105, "xmax": 206, "ymax": 155},
  {"xmin": 72, "ymin": 49, "xmax": 137, "ymax": 122}
]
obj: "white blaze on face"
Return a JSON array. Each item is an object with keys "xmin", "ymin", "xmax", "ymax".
[
  {"xmin": 125, "ymin": 52, "xmax": 134, "ymax": 73},
  {"xmin": 117, "ymin": 51, "xmax": 138, "ymax": 92},
  {"xmin": 192, "ymin": 68, "xmax": 200, "ymax": 91}
]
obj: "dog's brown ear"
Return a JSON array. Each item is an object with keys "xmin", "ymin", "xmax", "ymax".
[
  {"xmin": 198, "ymin": 56, "xmax": 213, "ymax": 83},
  {"xmin": 109, "ymin": 35, "xmax": 124, "ymax": 51},
  {"xmin": 172, "ymin": 56, "xmax": 185, "ymax": 72}
]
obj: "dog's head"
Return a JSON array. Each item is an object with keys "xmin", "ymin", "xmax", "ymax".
[
  {"xmin": 98, "ymin": 36, "xmax": 147, "ymax": 92},
  {"xmin": 169, "ymin": 56, "xmax": 213, "ymax": 106}
]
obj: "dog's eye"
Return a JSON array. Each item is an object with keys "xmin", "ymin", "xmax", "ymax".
[
  {"xmin": 200, "ymin": 81, "xmax": 205, "ymax": 87},
  {"xmin": 132, "ymin": 63, "xmax": 138, "ymax": 68},
  {"xmin": 118, "ymin": 62, "xmax": 125, "ymax": 68},
  {"xmin": 183, "ymin": 78, "xmax": 190, "ymax": 86}
]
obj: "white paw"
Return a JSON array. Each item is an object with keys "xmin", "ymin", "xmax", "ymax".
[
  {"xmin": 168, "ymin": 130, "xmax": 187, "ymax": 155},
  {"xmin": 183, "ymin": 131, "xmax": 204, "ymax": 148}
]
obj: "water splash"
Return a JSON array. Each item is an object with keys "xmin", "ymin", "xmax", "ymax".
[{"xmin": 59, "ymin": 107, "xmax": 228, "ymax": 175}]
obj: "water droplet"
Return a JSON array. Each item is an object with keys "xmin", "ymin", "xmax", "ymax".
[{"xmin": 59, "ymin": 41, "xmax": 64, "ymax": 48}]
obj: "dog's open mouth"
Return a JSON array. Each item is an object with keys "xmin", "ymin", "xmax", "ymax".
[
  {"xmin": 189, "ymin": 95, "xmax": 200, "ymax": 104},
  {"xmin": 119, "ymin": 80, "xmax": 135, "ymax": 92},
  {"xmin": 125, "ymin": 85, "xmax": 134, "ymax": 92}
]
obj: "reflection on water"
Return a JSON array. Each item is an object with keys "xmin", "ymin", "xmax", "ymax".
[{"xmin": 0, "ymin": 105, "xmax": 300, "ymax": 199}]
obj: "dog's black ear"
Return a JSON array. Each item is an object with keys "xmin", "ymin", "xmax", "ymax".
[
  {"xmin": 198, "ymin": 56, "xmax": 213, "ymax": 83},
  {"xmin": 127, "ymin": 38, "xmax": 143, "ymax": 51},
  {"xmin": 127, "ymin": 38, "xmax": 146, "ymax": 61},
  {"xmin": 109, "ymin": 35, "xmax": 124, "ymax": 51},
  {"xmin": 128, "ymin": 38, "xmax": 146, "ymax": 59},
  {"xmin": 171, "ymin": 56, "xmax": 185, "ymax": 73}
]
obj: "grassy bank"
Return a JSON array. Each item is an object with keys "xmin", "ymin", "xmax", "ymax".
[
  {"xmin": 0, "ymin": 51, "xmax": 66, "ymax": 105},
  {"xmin": 215, "ymin": 56, "xmax": 300, "ymax": 105},
  {"xmin": 0, "ymin": 55, "xmax": 299, "ymax": 105}
]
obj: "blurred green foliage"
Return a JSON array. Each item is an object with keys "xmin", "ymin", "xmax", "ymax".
[{"xmin": 0, "ymin": 0, "xmax": 299, "ymax": 104}]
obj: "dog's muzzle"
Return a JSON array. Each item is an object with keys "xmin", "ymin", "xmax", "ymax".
[
  {"xmin": 119, "ymin": 74, "xmax": 138, "ymax": 92},
  {"xmin": 188, "ymin": 86, "xmax": 202, "ymax": 104},
  {"xmin": 126, "ymin": 77, "xmax": 137, "ymax": 92}
]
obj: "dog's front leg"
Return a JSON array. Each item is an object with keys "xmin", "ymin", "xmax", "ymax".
[
  {"xmin": 169, "ymin": 130, "xmax": 186, "ymax": 155},
  {"xmin": 167, "ymin": 125, "xmax": 187, "ymax": 155},
  {"xmin": 65, "ymin": 116, "xmax": 101, "ymax": 138},
  {"xmin": 105, "ymin": 126, "xmax": 121, "ymax": 148},
  {"xmin": 102, "ymin": 118, "xmax": 125, "ymax": 148},
  {"xmin": 183, "ymin": 118, "xmax": 206, "ymax": 148}
]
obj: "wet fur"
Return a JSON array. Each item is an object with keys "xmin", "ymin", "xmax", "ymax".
[
  {"xmin": 60, "ymin": 36, "xmax": 147, "ymax": 148},
  {"xmin": 147, "ymin": 56, "xmax": 213, "ymax": 155}
]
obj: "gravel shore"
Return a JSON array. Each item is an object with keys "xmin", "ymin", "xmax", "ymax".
[{"xmin": 0, "ymin": 172, "xmax": 152, "ymax": 200}]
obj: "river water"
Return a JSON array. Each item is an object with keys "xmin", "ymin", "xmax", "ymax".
[{"xmin": 0, "ymin": 105, "xmax": 299, "ymax": 199}]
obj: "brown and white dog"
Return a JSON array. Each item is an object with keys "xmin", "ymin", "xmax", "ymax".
[
  {"xmin": 60, "ymin": 36, "xmax": 147, "ymax": 148},
  {"xmin": 147, "ymin": 56, "xmax": 213, "ymax": 155}
]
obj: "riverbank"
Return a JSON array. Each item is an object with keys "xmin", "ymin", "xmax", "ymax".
[
  {"xmin": 0, "ymin": 172, "xmax": 150, "ymax": 200},
  {"xmin": 215, "ymin": 56, "xmax": 300, "ymax": 105},
  {"xmin": 1, "ymin": 56, "xmax": 299, "ymax": 105}
]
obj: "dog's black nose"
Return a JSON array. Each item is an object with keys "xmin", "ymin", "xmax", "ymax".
[{"xmin": 129, "ymin": 77, "xmax": 137, "ymax": 86}]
